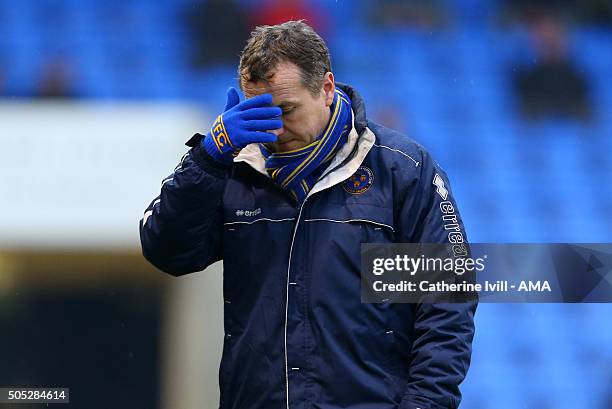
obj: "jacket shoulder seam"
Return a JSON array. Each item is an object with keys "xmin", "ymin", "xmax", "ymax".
[{"xmin": 371, "ymin": 143, "xmax": 420, "ymax": 167}]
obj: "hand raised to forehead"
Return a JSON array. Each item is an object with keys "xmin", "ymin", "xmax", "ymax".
[{"xmin": 203, "ymin": 87, "xmax": 283, "ymax": 163}]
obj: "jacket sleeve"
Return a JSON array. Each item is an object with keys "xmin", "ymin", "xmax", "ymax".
[
  {"xmin": 397, "ymin": 150, "xmax": 477, "ymax": 409},
  {"xmin": 139, "ymin": 135, "xmax": 230, "ymax": 276}
]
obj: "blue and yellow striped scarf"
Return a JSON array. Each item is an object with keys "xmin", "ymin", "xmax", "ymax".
[{"xmin": 259, "ymin": 89, "xmax": 352, "ymax": 203}]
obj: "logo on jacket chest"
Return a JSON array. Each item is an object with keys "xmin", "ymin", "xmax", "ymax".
[
  {"xmin": 235, "ymin": 208, "xmax": 262, "ymax": 217},
  {"xmin": 343, "ymin": 166, "xmax": 374, "ymax": 195}
]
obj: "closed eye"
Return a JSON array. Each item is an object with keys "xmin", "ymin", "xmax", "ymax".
[{"xmin": 279, "ymin": 102, "xmax": 297, "ymax": 116}]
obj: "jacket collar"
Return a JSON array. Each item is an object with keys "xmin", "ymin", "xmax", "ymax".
[{"xmin": 336, "ymin": 82, "xmax": 368, "ymax": 134}]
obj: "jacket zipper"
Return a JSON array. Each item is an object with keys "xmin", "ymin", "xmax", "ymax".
[{"xmin": 283, "ymin": 197, "xmax": 308, "ymax": 409}]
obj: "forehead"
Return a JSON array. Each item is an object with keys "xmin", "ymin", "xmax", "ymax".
[{"xmin": 243, "ymin": 60, "xmax": 307, "ymax": 102}]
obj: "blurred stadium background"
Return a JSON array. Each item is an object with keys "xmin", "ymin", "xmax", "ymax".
[{"xmin": 0, "ymin": 0, "xmax": 611, "ymax": 408}]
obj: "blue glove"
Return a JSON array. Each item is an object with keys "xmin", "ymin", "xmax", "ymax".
[{"xmin": 203, "ymin": 87, "xmax": 282, "ymax": 163}]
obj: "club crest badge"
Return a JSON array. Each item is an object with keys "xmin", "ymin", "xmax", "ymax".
[{"xmin": 343, "ymin": 166, "xmax": 374, "ymax": 195}]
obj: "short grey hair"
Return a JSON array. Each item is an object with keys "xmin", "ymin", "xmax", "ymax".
[{"xmin": 238, "ymin": 20, "xmax": 332, "ymax": 96}]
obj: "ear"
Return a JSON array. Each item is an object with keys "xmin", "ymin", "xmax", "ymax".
[{"xmin": 322, "ymin": 72, "xmax": 335, "ymax": 107}]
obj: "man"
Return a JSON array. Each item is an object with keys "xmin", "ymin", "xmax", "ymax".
[{"xmin": 140, "ymin": 20, "xmax": 476, "ymax": 409}]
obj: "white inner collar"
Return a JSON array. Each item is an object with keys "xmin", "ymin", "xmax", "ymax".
[{"xmin": 233, "ymin": 109, "xmax": 375, "ymax": 197}]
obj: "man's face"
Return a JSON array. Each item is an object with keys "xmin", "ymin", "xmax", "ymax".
[{"xmin": 243, "ymin": 60, "xmax": 335, "ymax": 152}]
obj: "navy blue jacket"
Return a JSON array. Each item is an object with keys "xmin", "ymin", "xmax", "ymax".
[{"xmin": 140, "ymin": 84, "xmax": 476, "ymax": 409}]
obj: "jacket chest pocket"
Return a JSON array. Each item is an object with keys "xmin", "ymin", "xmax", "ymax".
[
  {"xmin": 299, "ymin": 203, "xmax": 395, "ymax": 278},
  {"xmin": 222, "ymin": 214, "xmax": 296, "ymax": 275},
  {"xmin": 221, "ymin": 207, "xmax": 296, "ymax": 304},
  {"xmin": 303, "ymin": 202, "xmax": 395, "ymax": 244}
]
